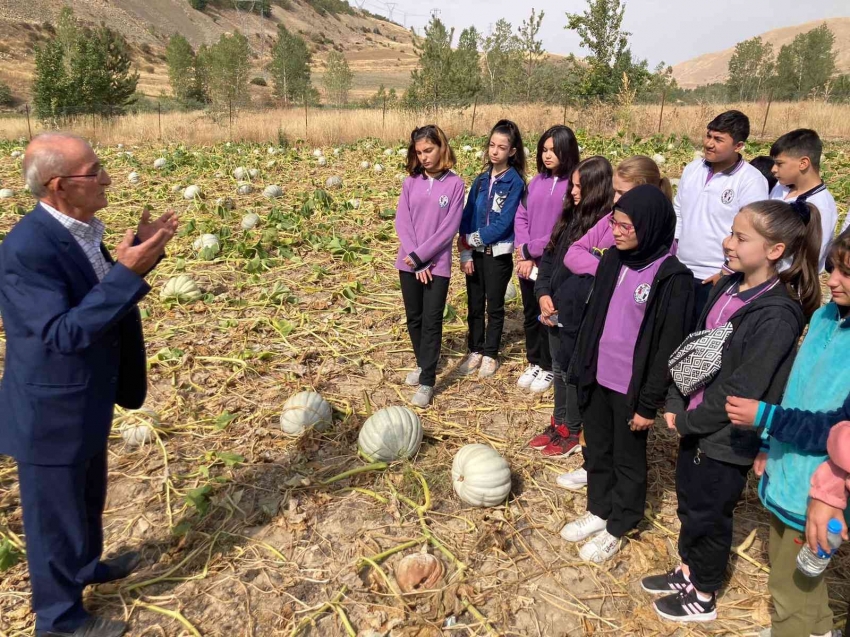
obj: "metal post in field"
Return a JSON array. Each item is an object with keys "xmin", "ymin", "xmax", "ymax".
[
  {"xmin": 761, "ymin": 90, "xmax": 773, "ymax": 138},
  {"xmin": 657, "ymin": 90, "xmax": 667, "ymax": 134},
  {"xmin": 25, "ymin": 104, "xmax": 32, "ymax": 140}
]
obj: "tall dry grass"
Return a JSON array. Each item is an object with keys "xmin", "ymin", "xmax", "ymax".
[{"xmin": 2, "ymin": 101, "xmax": 850, "ymax": 145}]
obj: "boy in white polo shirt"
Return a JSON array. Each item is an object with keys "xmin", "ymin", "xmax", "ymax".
[
  {"xmin": 674, "ymin": 110, "xmax": 769, "ymax": 319},
  {"xmin": 770, "ymin": 128, "xmax": 838, "ymax": 270}
]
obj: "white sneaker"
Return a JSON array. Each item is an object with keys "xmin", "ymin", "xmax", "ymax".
[
  {"xmin": 405, "ymin": 367, "xmax": 422, "ymax": 386},
  {"xmin": 458, "ymin": 352, "xmax": 483, "ymax": 375},
  {"xmin": 578, "ymin": 529, "xmax": 622, "ymax": 563},
  {"xmin": 529, "ymin": 370, "xmax": 555, "ymax": 393},
  {"xmin": 410, "ymin": 385, "xmax": 433, "ymax": 408},
  {"xmin": 559, "ymin": 511, "xmax": 607, "ymax": 542},
  {"xmin": 556, "ymin": 468, "xmax": 588, "ymax": 491},
  {"xmin": 517, "ymin": 364, "xmax": 541, "ymax": 389},
  {"xmin": 478, "ymin": 356, "xmax": 500, "ymax": 379}
]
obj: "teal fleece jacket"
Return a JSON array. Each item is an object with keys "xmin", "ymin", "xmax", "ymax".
[{"xmin": 758, "ymin": 302, "xmax": 850, "ymax": 531}]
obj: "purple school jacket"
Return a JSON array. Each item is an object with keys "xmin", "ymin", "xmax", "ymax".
[
  {"xmin": 394, "ymin": 171, "xmax": 466, "ymax": 279},
  {"xmin": 514, "ymin": 174, "xmax": 571, "ymax": 264}
]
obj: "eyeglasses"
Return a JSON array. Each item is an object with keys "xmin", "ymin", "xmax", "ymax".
[
  {"xmin": 43, "ymin": 167, "xmax": 106, "ymax": 186},
  {"xmin": 608, "ymin": 218, "xmax": 635, "ymax": 234}
]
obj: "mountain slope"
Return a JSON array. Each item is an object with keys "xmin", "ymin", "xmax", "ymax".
[{"xmin": 672, "ymin": 17, "xmax": 850, "ymax": 89}]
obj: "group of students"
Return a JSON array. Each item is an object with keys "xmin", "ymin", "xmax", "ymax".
[{"xmin": 392, "ymin": 110, "xmax": 850, "ymax": 634}]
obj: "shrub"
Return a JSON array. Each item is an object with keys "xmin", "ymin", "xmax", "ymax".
[
  {"xmin": 0, "ymin": 81, "xmax": 14, "ymax": 107},
  {"xmin": 250, "ymin": 76, "xmax": 267, "ymax": 86},
  {"xmin": 188, "ymin": 0, "xmax": 208, "ymax": 10}
]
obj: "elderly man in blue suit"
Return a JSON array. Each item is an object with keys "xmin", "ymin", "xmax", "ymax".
[{"xmin": 0, "ymin": 133, "xmax": 177, "ymax": 637}]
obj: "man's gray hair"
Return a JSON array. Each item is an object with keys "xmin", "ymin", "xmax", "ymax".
[{"xmin": 23, "ymin": 133, "xmax": 89, "ymax": 198}]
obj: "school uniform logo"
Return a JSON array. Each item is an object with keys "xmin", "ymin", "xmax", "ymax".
[
  {"xmin": 721, "ymin": 189, "xmax": 735, "ymax": 205},
  {"xmin": 634, "ymin": 283, "xmax": 652, "ymax": 304},
  {"xmin": 439, "ymin": 195, "xmax": 449, "ymax": 208},
  {"xmin": 492, "ymin": 191, "xmax": 507, "ymax": 213}
]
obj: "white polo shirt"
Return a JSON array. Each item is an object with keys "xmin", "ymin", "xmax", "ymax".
[
  {"xmin": 770, "ymin": 183, "xmax": 838, "ymax": 272},
  {"xmin": 674, "ymin": 157, "xmax": 769, "ymax": 281}
]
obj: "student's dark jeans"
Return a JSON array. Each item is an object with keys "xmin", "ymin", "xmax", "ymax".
[
  {"xmin": 465, "ymin": 251, "xmax": 513, "ymax": 358},
  {"xmin": 693, "ymin": 277, "xmax": 714, "ymax": 325},
  {"xmin": 399, "ymin": 271, "xmax": 450, "ymax": 387},
  {"xmin": 582, "ymin": 384, "xmax": 648, "ymax": 538},
  {"xmin": 519, "ymin": 277, "xmax": 552, "ymax": 371},
  {"xmin": 548, "ymin": 329, "xmax": 582, "ymax": 435}
]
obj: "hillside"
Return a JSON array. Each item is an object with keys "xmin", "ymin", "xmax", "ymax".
[
  {"xmin": 0, "ymin": 0, "xmax": 418, "ymax": 104},
  {"xmin": 672, "ymin": 17, "xmax": 850, "ymax": 89}
]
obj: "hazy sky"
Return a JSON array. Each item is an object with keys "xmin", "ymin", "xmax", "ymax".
[{"xmin": 359, "ymin": 0, "xmax": 848, "ymax": 66}]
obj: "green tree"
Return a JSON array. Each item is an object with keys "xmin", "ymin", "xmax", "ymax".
[
  {"xmin": 405, "ymin": 17, "xmax": 455, "ymax": 111},
  {"xmin": 773, "ymin": 24, "xmax": 837, "ymax": 100},
  {"xmin": 449, "ymin": 26, "xmax": 482, "ymax": 105},
  {"xmin": 481, "ymin": 19, "xmax": 521, "ymax": 103},
  {"xmin": 517, "ymin": 9, "xmax": 545, "ymax": 102},
  {"xmin": 166, "ymin": 34, "xmax": 198, "ymax": 103},
  {"xmin": 56, "ymin": 6, "xmax": 78, "ymax": 65},
  {"xmin": 322, "ymin": 51, "xmax": 353, "ymax": 106},
  {"xmin": 0, "ymin": 80, "xmax": 13, "ymax": 107},
  {"xmin": 726, "ymin": 37, "xmax": 774, "ymax": 101},
  {"xmin": 91, "ymin": 26, "xmax": 139, "ymax": 114},
  {"xmin": 269, "ymin": 25, "xmax": 313, "ymax": 106},
  {"xmin": 202, "ymin": 32, "xmax": 252, "ymax": 107},
  {"xmin": 32, "ymin": 38, "xmax": 70, "ymax": 119}
]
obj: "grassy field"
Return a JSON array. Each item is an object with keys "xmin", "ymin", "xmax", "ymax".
[{"xmin": 0, "ymin": 133, "xmax": 848, "ymax": 636}]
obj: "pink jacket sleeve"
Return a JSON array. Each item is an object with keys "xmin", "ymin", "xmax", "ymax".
[
  {"xmin": 514, "ymin": 200, "xmax": 531, "ymax": 249},
  {"xmin": 394, "ymin": 179, "xmax": 418, "ymax": 257},
  {"xmin": 564, "ymin": 212, "xmax": 614, "ymax": 276},
  {"xmin": 810, "ymin": 421, "xmax": 850, "ymax": 510}
]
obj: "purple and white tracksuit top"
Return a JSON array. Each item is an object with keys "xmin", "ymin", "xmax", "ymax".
[{"xmin": 514, "ymin": 173, "xmax": 571, "ymax": 265}]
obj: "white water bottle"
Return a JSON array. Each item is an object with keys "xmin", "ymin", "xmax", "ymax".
[{"xmin": 796, "ymin": 518, "xmax": 844, "ymax": 577}]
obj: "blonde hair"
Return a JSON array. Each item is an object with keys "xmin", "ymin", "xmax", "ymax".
[{"xmin": 616, "ymin": 155, "xmax": 673, "ymax": 202}]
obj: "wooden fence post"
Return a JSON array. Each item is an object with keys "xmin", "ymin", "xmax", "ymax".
[
  {"xmin": 470, "ymin": 94, "xmax": 478, "ymax": 134},
  {"xmin": 25, "ymin": 104, "xmax": 32, "ymax": 140},
  {"xmin": 761, "ymin": 90, "xmax": 773, "ymax": 138},
  {"xmin": 657, "ymin": 90, "xmax": 667, "ymax": 134}
]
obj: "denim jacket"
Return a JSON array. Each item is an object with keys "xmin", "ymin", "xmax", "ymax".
[{"xmin": 459, "ymin": 167, "xmax": 524, "ymax": 261}]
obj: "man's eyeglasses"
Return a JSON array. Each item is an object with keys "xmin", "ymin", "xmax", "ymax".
[
  {"xmin": 608, "ymin": 218, "xmax": 635, "ymax": 235},
  {"xmin": 43, "ymin": 167, "xmax": 105, "ymax": 186}
]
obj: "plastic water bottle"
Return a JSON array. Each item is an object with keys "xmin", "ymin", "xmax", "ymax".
[{"xmin": 796, "ymin": 518, "xmax": 844, "ymax": 577}]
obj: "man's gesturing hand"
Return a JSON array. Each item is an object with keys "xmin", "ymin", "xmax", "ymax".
[
  {"xmin": 116, "ymin": 227, "xmax": 174, "ymax": 276},
  {"xmin": 137, "ymin": 208, "xmax": 179, "ymax": 243}
]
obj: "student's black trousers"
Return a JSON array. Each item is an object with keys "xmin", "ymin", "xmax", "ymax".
[
  {"xmin": 465, "ymin": 251, "xmax": 513, "ymax": 359},
  {"xmin": 519, "ymin": 277, "xmax": 552, "ymax": 371},
  {"xmin": 399, "ymin": 271, "xmax": 450, "ymax": 387},
  {"xmin": 676, "ymin": 438, "xmax": 750, "ymax": 593},
  {"xmin": 582, "ymin": 384, "xmax": 648, "ymax": 538}
]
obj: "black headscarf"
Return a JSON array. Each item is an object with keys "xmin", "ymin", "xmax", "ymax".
[{"xmin": 613, "ymin": 184, "xmax": 676, "ymax": 269}]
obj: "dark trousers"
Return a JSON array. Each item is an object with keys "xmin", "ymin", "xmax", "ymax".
[
  {"xmin": 693, "ymin": 277, "xmax": 713, "ymax": 325},
  {"xmin": 676, "ymin": 439, "xmax": 750, "ymax": 593},
  {"xmin": 582, "ymin": 384, "xmax": 648, "ymax": 537},
  {"xmin": 399, "ymin": 271, "xmax": 450, "ymax": 387},
  {"xmin": 465, "ymin": 251, "xmax": 513, "ymax": 358},
  {"xmin": 519, "ymin": 277, "xmax": 552, "ymax": 371},
  {"xmin": 548, "ymin": 329, "xmax": 582, "ymax": 434},
  {"xmin": 17, "ymin": 448, "xmax": 109, "ymax": 633}
]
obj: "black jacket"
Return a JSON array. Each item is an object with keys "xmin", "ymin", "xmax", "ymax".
[
  {"xmin": 665, "ymin": 275, "xmax": 805, "ymax": 466},
  {"xmin": 573, "ymin": 254, "xmax": 695, "ymax": 419}
]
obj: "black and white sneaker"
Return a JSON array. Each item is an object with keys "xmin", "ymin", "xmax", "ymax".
[
  {"xmin": 653, "ymin": 584, "xmax": 717, "ymax": 622},
  {"xmin": 641, "ymin": 566, "xmax": 690, "ymax": 594}
]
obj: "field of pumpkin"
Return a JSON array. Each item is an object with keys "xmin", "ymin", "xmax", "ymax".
[{"xmin": 0, "ymin": 133, "xmax": 848, "ymax": 636}]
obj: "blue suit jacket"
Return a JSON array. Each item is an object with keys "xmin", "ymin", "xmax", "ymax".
[{"xmin": 0, "ymin": 204, "xmax": 151, "ymax": 465}]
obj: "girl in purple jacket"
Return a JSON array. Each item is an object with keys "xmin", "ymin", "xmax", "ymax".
[
  {"xmin": 395, "ymin": 125, "xmax": 466, "ymax": 407},
  {"xmin": 514, "ymin": 125, "xmax": 580, "ymax": 393}
]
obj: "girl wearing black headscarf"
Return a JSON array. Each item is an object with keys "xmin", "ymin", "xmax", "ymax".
[{"xmin": 560, "ymin": 184, "xmax": 694, "ymax": 563}]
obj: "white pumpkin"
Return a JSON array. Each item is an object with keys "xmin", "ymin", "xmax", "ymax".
[
  {"xmin": 267, "ymin": 147, "xmax": 277, "ymax": 155},
  {"xmin": 383, "ymin": 148, "xmax": 394, "ymax": 156},
  {"xmin": 652, "ymin": 153, "xmax": 666, "ymax": 165},
  {"xmin": 333, "ymin": 148, "xmax": 341, "ymax": 156},
  {"xmin": 263, "ymin": 184, "xmax": 283, "ymax": 198},
  {"xmin": 128, "ymin": 171, "xmax": 140, "ymax": 183},
  {"xmin": 358, "ymin": 406, "xmax": 423, "ymax": 462},
  {"xmin": 237, "ymin": 182, "xmax": 254, "ymax": 195},
  {"xmin": 397, "ymin": 148, "xmax": 406, "ymax": 156},
  {"xmin": 318, "ymin": 156, "xmax": 327, "ymax": 166},
  {"xmin": 0, "ymin": 188, "xmax": 14, "ymax": 198},
  {"xmin": 313, "ymin": 148, "xmax": 324, "ymax": 158},
  {"xmin": 373, "ymin": 163, "xmax": 384, "ymax": 173},
  {"xmin": 241, "ymin": 212, "xmax": 260, "ymax": 230},
  {"xmin": 504, "ymin": 281, "xmax": 518, "ymax": 302},
  {"xmin": 280, "ymin": 391, "xmax": 332, "ymax": 436},
  {"xmin": 183, "ymin": 184, "xmax": 202, "ymax": 200},
  {"xmin": 122, "ymin": 424, "xmax": 153, "ymax": 447},
  {"xmin": 193, "ymin": 233, "xmax": 219, "ymax": 252},
  {"xmin": 117, "ymin": 143, "xmax": 124, "ymax": 149},
  {"xmin": 232, "ymin": 166, "xmax": 248, "ymax": 180},
  {"xmin": 348, "ymin": 198, "xmax": 361, "ymax": 209},
  {"xmin": 248, "ymin": 168, "xmax": 260, "ymax": 179},
  {"xmin": 216, "ymin": 197, "xmax": 234, "ymax": 210},
  {"xmin": 160, "ymin": 274, "xmax": 203, "ymax": 302},
  {"xmin": 266, "ymin": 160, "xmax": 276, "ymax": 168},
  {"xmin": 325, "ymin": 176, "xmax": 343, "ymax": 189},
  {"xmin": 153, "ymin": 157, "xmax": 167, "ymax": 169},
  {"xmin": 451, "ymin": 444, "xmax": 511, "ymax": 507},
  {"xmin": 10, "ymin": 150, "xmax": 22, "ymax": 158},
  {"xmin": 524, "ymin": 146, "xmax": 531, "ymax": 157},
  {"xmin": 475, "ymin": 150, "xmax": 484, "ymax": 159},
  {"xmin": 462, "ymin": 145, "xmax": 473, "ymax": 152},
  {"xmin": 360, "ymin": 161, "xmax": 371, "ymax": 170}
]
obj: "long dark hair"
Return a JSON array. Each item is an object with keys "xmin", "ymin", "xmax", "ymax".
[
  {"xmin": 406, "ymin": 125, "xmax": 456, "ymax": 176},
  {"xmin": 547, "ymin": 156, "xmax": 614, "ymax": 251},
  {"xmin": 743, "ymin": 199, "xmax": 823, "ymax": 320},
  {"xmin": 483, "ymin": 119, "xmax": 526, "ymax": 181},
  {"xmin": 537, "ymin": 125, "xmax": 580, "ymax": 180}
]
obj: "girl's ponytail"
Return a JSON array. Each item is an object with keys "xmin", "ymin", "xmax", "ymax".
[
  {"xmin": 744, "ymin": 200, "xmax": 823, "ymax": 319},
  {"xmin": 658, "ymin": 177, "xmax": 674, "ymax": 202}
]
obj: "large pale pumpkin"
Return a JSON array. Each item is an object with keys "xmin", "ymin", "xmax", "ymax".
[
  {"xmin": 358, "ymin": 406, "xmax": 422, "ymax": 461},
  {"xmin": 160, "ymin": 275, "xmax": 203, "ymax": 302},
  {"xmin": 117, "ymin": 408, "xmax": 159, "ymax": 447},
  {"xmin": 451, "ymin": 444, "xmax": 511, "ymax": 507},
  {"xmin": 280, "ymin": 391, "xmax": 332, "ymax": 436}
]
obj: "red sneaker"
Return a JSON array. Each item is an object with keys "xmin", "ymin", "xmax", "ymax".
[
  {"xmin": 542, "ymin": 428, "xmax": 582, "ymax": 457},
  {"xmin": 528, "ymin": 417, "xmax": 558, "ymax": 450}
]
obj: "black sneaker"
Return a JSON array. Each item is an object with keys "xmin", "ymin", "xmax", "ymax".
[
  {"xmin": 653, "ymin": 584, "xmax": 717, "ymax": 622},
  {"xmin": 641, "ymin": 566, "xmax": 690, "ymax": 594}
]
